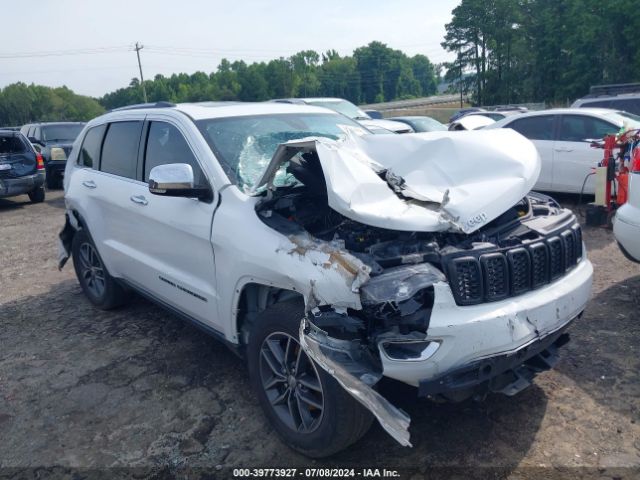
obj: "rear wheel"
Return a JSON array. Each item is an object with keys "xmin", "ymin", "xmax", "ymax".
[
  {"xmin": 45, "ymin": 168, "xmax": 56, "ymax": 190},
  {"xmin": 72, "ymin": 229, "xmax": 129, "ymax": 309},
  {"xmin": 247, "ymin": 300, "xmax": 373, "ymax": 457},
  {"xmin": 28, "ymin": 186, "xmax": 45, "ymax": 203}
]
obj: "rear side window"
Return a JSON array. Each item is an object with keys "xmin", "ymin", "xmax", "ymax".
[
  {"xmin": 508, "ymin": 116, "xmax": 555, "ymax": 140},
  {"xmin": 144, "ymin": 121, "xmax": 206, "ymax": 185},
  {"xmin": 558, "ymin": 115, "xmax": 617, "ymax": 142},
  {"xmin": 0, "ymin": 134, "xmax": 29, "ymax": 154},
  {"xmin": 78, "ymin": 125, "xmax": 106, "ymax": 168},
  {"xmin": 100, "ymin": 121, "xmax": 142, "ymax": 179}
]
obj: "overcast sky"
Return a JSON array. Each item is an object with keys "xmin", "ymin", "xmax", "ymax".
[{"xmin": 1, "ymin": 0, "xmax": 460, "ymax": 98}]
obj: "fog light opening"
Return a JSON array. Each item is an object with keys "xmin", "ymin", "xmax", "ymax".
[{"xmin": 380, "ymin": 340, "xmax": 440, "ymax": 362}]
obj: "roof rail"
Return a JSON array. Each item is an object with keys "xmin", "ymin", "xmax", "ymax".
[
  {"xmin": 110, "ymin": 101, "xmax": 176, "ymax": 112},
  {"xmin": 586, "ymin": 83, "xmax": 640, "ymax": 97}
]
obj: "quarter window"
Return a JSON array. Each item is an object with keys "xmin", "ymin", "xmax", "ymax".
[
  {"xmin": 508, "ymin": 116, "xmax": 555, "ymax": 140},
  {"xmin": 100, "ymin": 121, "xmax": 142, "ymax": 179},
  {"xmin": 558, "ymin": 115, "xmax": 617, "ymax": 142},
  {"xmin": 78, "ymin": 125, "xmax": 106, "ymax": 168},
  {"xmin": 144, "ymin": 121, "xmax": 205, "ymax": 185}
]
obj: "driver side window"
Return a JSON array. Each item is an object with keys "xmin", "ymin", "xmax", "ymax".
[{"xmin": 144, "ymin": 121, "xmax": 206, "ymax": 186}]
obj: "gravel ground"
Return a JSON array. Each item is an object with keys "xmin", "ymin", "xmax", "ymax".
[{"xmin": 0, "ymin": 190, "xmax": 639, "ymax": 479}]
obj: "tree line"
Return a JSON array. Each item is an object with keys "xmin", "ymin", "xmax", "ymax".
[
  {"xmin": 101, "ymin": 42, "xmax": 438, "ymax": 109},
  {"xmin": 442, "ymin": 0, "xmax": 640, "ymax": 106},
  {"xmin": 0, "ymin": 83, "xmax": 105, "ymax": 127}
]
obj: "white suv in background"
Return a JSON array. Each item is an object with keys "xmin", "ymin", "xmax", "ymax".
[{"xmin": 59, "ymin": 101, "xmax": 593, "ymax": 457}]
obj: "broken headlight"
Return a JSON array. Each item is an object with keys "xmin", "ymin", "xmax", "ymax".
[
  {"xmin": 360, "ymin": 263, "xmax": 445, "ymax": 305},
  {"xmin": 359, "ymin": 263, "xmax": 446, "ymax": 333}
]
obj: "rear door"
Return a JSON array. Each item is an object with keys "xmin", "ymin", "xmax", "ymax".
[
  {"xmin": 505, "ymin": 114, "xmax": 557, "ymax": 190},
  {"xmin": 83, "ymin": 120, "xmax": 145, "ymax": 278},
  {"xmin": 552, "ymin": 114, "xmax": 618, "ymax": 194}
]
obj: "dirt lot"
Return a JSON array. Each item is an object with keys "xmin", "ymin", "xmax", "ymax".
[{"xmin": 1, "ymin": 190, "xmax": 639, "ymax": 479}]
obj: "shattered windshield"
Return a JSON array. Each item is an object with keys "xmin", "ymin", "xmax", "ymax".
[{"xmin": 197, "ymin": 113, "xmax": 364, "ymax": 189}]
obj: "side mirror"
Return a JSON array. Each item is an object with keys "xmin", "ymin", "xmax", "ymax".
[{"xmin": 148, "ymin": 163, "xmax": 212, "ymax": 201}]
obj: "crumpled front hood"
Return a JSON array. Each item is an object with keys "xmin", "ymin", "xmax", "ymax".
[{"xmin": 253, "ymin": 129, "xmax": 540, "ymax": 234}]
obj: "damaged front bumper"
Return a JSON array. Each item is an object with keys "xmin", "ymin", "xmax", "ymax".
[
  {"xmin": 299, "ymin": 318, "xmax": 412, "ymax": 447},
  {"xmin": 418, "ymin": 323, "xmax": 572, "ymax": 398},
  {"xmin": 299, "ymin": 257, "xmax": 593, "ymax": 447}
]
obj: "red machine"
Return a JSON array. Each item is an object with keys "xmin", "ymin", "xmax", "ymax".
[{"xmin": 586, "ymin": 128, "xmax": 639, "ymax": 226}]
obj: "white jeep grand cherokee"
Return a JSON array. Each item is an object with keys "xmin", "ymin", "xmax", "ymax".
[{"xmin": 58, "ymin": 101, "xmax": 593, "ymax": 457}]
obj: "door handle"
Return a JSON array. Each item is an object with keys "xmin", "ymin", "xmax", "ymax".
[
  {"xmin": 554, "ymin": 147, "xmax": 574, "ymax": 152},
  {"xmin": 82, "ymin": 180, "xmax": 97, "ymax": 189},
  {"xmin": 130, "ymin": 195, "xmax": 148, "ymax": 206}
]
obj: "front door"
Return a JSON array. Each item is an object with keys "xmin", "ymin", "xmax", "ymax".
[
  {"xmin": 120, "ymin": 120, "xmax": 219, "ymax": 328},
  {"xmin": 552, "ymin": 114, "xmax": 618, "ymax": 194}
]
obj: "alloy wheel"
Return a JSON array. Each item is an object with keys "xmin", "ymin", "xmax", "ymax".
[
  {"xmin": 259, "ymin": 331, "xmax": 324, "ymax": 433},
  {"xmin": 78, "ymin": 242, "xmax": 106, "ymax": 298}
]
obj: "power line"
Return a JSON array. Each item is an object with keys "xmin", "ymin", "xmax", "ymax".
[{"xmin": 0, "ymin": 45, "xmax": 131, "ymax": 59}]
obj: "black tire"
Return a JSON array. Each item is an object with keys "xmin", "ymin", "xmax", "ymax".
[
  {"xmin": 45, "ymin": 168, "xmax": 56, "ymax": 190},
  {"xmin": 248, "ymin": 300, "xmax": 373, "ymax": 457},
  {"xmin": 72, "ymin": 229, "xmax": 129, "ymax": 310},
  {"xmin": 28, "ymin": 186, "xmax": 45, "ymax": 203}
]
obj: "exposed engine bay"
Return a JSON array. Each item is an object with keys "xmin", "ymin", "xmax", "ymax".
[
  {"xmin": 257, "ymin": 150, "xmax": 569, "ymax": 339},
  {"xmin": 254, "ymin": 144, "xmax": 583, "ymax": 448}
]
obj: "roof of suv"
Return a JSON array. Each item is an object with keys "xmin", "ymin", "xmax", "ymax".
[
  {"xmin": 103, "ymin": 101, "xmax": 339, "ymax": 121},
  {"xmin": 24, "ymin": 121, "xmax": 86, "ymax": 126}
]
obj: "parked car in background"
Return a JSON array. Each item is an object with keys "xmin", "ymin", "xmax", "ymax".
[
  {"xmin": 20, "ymin": 122, "xmax": 85, "ymax": 189},
  {"xmin": 0, "ymin": 126, "xmax": 20, "ymax": 131},
  {"xmin": 495, "ymin": 105, "xmax": 529, "ymax": 113},
  {"xmin": 449, "ymin": 114, "xmax": 495, "ymax": 131},
  {"xmin": 572, "ymin": 83, "xmax": 640, "ymax": 116},
  {"xmin": 614, "ymin": 169, "xmax": 640, "ymax": 262},
  {"xmin": 449, "ymin": 107, "xmax": 486, "ymax": 123},
  {"xmin": 0, "ymin": 129, "xmax": 45, "ymax": 203},
  {"xmin": 364, "ymin": 109, "xmax": 383, "ymax": 119},
  {"xmin": 59, "ymin": 101, "xmax": 592, "ymax": 457},
  {"xmin": 387, "ymin": 115, "xmax": 447, "ymax": 132},
  {"xmin": 272, "ymin": 97, "xmax": 414, "ymax": 133},
  {"xmin": 485, "ymin": 108, "xmax": 640, "ymax": 194}
]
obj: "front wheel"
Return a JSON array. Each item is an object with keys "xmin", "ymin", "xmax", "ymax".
[
  {"xmin": 71, "ymin": 229, "xmax": 129, "ymax": 310},
  {"xmin": 247, "ymin": 300, "xmax": 373, "ymax": 457}
]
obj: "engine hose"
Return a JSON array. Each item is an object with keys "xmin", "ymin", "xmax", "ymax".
[{"xmin": 578, "ymin": 171, "xmax": 596, "ymax": 217}]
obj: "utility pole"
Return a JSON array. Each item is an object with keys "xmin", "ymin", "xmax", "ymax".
[
  {"xmin": 134, "ymin": 42, "xmax": 148, "ymax": 103},
  {"xmin": 458, "ymin": 47, "xmax": 463, "ymax": 108}
]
